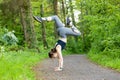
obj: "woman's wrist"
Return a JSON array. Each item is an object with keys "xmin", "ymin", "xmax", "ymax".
[
  {"xmin": 59, "ymin": 66, "xmax": 63, "ymax": 69},
  {"xmin": 54, "ymin": 67, "xmax": 63, "ymax": 71}
]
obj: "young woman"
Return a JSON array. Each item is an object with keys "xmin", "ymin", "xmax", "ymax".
[{"xmin": 33, "ymin": 15, "xmax": 81, "ymax": 71}]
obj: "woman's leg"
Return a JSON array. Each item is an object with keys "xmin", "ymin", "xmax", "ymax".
[
  {"xmin": 33, "ymin": 15, "xmax": 81, "ymax": 37},
  {"xmin": 58, "ymin": 25, "xmax": 81, "ymax": 38},
  {"xmin": 67, "ymin": 21, "xmax": 81, "ymax": 36},
  {"xmin": 66, "ymin": 17, "xmax": 81, "ymax": 36},
  {"xmin": 33, "ymin": 15, "xmax": 64, "ymax": 28}
]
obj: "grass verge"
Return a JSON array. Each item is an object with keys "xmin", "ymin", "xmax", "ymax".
[
  {"xmin": 0, "ymin": 50, "xmax": 47, "ymax": 80},
  {"xmin": 87, "ymin": 53, "xmax": 120, "ymax": 72}
]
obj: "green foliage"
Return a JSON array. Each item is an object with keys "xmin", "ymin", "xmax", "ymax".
[
  {"xmin": 0, "ymin": 27, "xmax": 4, "ymax": 45},
  {"xmin": 79, "ymin": 0, "xmax": 120, "ymax": 54},
  {"xmin": 88, "ymin": 53, "xmax": 120, "ymax": 71},
  {"xmin": 67, "ymin": 37, "xmax": 83, "ymax": 53},
  {"xmin": 2, "ymin": 30, "xmax": 18, "ymax": 45},
  {"xmin": 0, "ymin": 50, "xmax": 47, "ymax": 80},
  {"xmin": 79, "ymin": 0, "xmax": 120, "ymax": 71}
]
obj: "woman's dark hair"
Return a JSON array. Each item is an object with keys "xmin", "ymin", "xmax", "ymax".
[{"xmin": 48, "ymin": 48, "xmax": 57, "ymax": 58}]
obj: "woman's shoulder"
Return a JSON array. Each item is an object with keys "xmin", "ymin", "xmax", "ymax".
[{"xmin": 56, "ymin": 45, "xmax": 61, "ymax": 51}]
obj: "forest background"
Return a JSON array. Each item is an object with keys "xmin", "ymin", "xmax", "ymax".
[{"xmin": 0, "ymin": 0, "xmax": 120, "ymax": 80}]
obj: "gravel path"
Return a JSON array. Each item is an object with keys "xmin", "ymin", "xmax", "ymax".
[{"xmin": 33, "ymin": 55, "xmax": 120, "ymax": 80}]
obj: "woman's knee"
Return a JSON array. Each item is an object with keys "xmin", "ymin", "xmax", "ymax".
[{"xmin": 52, "ymin": 15, "xmax": 59, "ymax": 19}]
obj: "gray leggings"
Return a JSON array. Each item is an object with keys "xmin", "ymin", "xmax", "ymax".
[{"xmin": 42, "ymin": 15, "xmax": 81, "ymax": 38}]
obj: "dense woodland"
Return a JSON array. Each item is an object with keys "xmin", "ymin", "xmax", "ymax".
[{"xmin": 0, "ymin": 0, "xmax": 120, "ymax": 80}]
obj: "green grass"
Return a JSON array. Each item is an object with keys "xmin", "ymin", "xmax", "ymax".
[
  {"xmin": 0, "ymin": 50, "xmax": 47, "ymax": 80},
  {"xmin": 88, "ymin": 53, "xmax": 120, "ymax": 72}
]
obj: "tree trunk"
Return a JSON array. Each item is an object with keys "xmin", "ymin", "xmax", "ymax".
[
  {"xmin": 19, "ymin": 0, "xmax": 37, "ymax": 48},
  {"xmin": 53, "ymin": 0, "xmax": 58, "ymax": 39},
  {"xmin": 19, "ymin": 6, "xmax": 28, "ymax": 45},
  {"xmin": 40, "ymin": 4, "xmax": 48, "ymax": 48},
  {"xmin": 69, "ymin": 0, "xmax": 78, "ymax": 41},
  {"xmin": 28, "ymin": 0, "xmax": 37, "ymax": 48},
  {"xmin": 61, "ymin": 0, "xmax": 66, "ymax": 24},
  {"xmin": 80, "ymin": 1, "xmax": 85, "ymax": 52},
  {"xmin": 69, "ymin": 0, "xmax": 76, "ymax": 26}
]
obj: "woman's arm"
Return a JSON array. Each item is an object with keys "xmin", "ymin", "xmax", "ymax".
[{"xmin": 55, "ymin": 45, "xmax": 63, "ymax": 71}]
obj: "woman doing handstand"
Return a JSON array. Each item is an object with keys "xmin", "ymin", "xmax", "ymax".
[{"xmin": 33, "ymin": 15, "xmax": 81, "ymax": 71}]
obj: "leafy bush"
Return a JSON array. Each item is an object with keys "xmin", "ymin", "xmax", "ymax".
[
  {"xmin": 81, "ymin": 0, "xmax": 120, "ymax": 55},
  {"xmin": 2, "ymin": 30, "xmax": 18, "ymax": 45},
  {"xmin": 82, "ymin": 0, "xmax": 120, "ymax": 71}
]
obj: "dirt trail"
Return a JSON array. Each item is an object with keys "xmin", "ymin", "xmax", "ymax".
[{"xmin": 33, "ymin": 55, "xmax": 120, "ymax": 80}]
